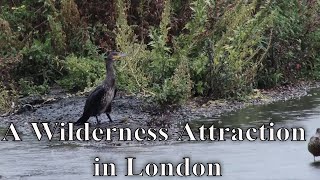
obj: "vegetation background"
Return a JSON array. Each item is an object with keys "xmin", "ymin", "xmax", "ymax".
[{"xmin": 1, "ymin": 0, "xmax": 320, "ymax": 113}]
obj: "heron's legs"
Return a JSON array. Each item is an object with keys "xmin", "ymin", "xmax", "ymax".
[
  {"xmin": 106, "ymin": 113, "xmax": 113, "ymax": 122},
  {"xmin": 95, "ymin": 116, "xmax": 101, "ymax": 124}
]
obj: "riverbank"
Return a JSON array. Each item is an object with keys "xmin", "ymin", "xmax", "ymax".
[
  {"xmin": 0, "ymin": 81, "xmax": 319, "ymax": 146},
  {"xmin": 178, "ymin": 81, "xmax": 320, "ymax": 121}
]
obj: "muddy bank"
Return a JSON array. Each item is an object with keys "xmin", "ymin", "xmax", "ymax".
[
  {"xmin": 178, "ymin": 81, "xmax": 320, "ymax": 121},
  {"xmin": 0, "ymin": 81, "xmax": 319, "ymax": 147}
]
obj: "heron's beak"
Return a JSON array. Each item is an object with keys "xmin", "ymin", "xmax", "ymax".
[{"xmin": 114, "ymin": 53, "xmax": 127, "ymax": 60}]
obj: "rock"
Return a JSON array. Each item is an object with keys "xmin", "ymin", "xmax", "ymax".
[{"xmin": 19, "ymin": 95, "xmax": 44, "ymax": 105}]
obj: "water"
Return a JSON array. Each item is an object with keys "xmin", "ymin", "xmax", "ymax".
[{"xmin": 1, "ymin": 90, "xmax": 320, "ymax": 179}]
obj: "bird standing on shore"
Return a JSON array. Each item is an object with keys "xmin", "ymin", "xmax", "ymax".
[
  {"xmin": 308, "ymin": 128, "xmax": 320, "ymax": 162},
  {"xmin": 74, "ymin": 52, "xmax": 126, "ymax": 125}
]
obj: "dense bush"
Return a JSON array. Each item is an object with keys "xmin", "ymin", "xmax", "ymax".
[
  {"xmin": 16, "ymin": 39, "xmax": 64, "ymax": 84},
  {"xmin": 257, "ymin": 0, "xmax": 320, "ymax": 88},
  {"xmin": 18, "ymin": 79, "xmax": 49, "ymax": 96},
  {"xmin": 1, "ymin": 0, "xmax": 320, "ymax": 109},
  {"xmin": 58, "ymin": 55, "xmax": 105, "ymax": 92}
]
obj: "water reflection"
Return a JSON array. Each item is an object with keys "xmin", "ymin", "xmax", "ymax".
[{"xmin": 310, "ymin": 161, "xmax": 320, "ymax": 169}]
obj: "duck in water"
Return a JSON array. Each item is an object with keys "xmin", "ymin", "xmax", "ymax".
[
  {"xmin": 74, "ymin": 52, "xmax": 126, "ymax": 125},
  {"xmin": 308, "ymin": 128, "xmax": 320, "ymax": 162}
]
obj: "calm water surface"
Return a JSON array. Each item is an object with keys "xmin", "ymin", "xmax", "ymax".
[{"xmin": 1, "ymin": 90, "xmax": 320, "ymax": 180}]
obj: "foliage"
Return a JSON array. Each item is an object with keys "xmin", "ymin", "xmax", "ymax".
[
  {"xmin": 58, "ymin": 55, "xmax": 105, "ymax": 92},
  {"xmin": 18, "ymin": 79, "xmax": 49, "ymax": 96},
  {"xmin": 115, "ymin": 0, "xmax": 150, "ymax": 93},
  {"xmin": 154, "ymin": 55, "xmax": 192, "ymax": 105},
  {"xmin": 48, "ymin": 14, "xmax": 67, "ymax": 55},
  {"xmin": 16, "ymin": 39, "xmax": 64, "ymax": 84},
  {"xmin": 0, "ymin": 83, "xmax": 18, "ymax": 114},
  {"xmin": 210, "ymin": 1, "xmax": 274, "ymax": 97},
  {"xmin": 0, "ymin": 18, "xmax": 15, "ymax": 56},
  {"xmin": 1, "ymin": 0, "xmax": 320, "ymax": 106},
  {"xmin": 257, "ymin": 0, "xmax": 320, "ymax": 87}
]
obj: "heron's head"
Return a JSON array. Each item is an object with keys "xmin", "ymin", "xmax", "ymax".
[{"xmin": 107, "ymin": 51, "xmax": 127, "ymax": 62}]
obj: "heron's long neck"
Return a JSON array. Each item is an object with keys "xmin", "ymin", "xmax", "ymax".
[{"xmin": 105, "ymin": 61, "xmax": 115, "ymax": 87}]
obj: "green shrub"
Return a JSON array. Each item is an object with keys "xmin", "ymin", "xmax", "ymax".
[
  {"xmin": 154, "ymin": 56, "xmax": 192, "ymax": 105},
  {"xmin": 115, "ymin": 0, "xmax": 150, "ymax": 93},
  {"xmin": 1, "ymin": 0, "xmax": 320, "ymax": 106},
  {"xmin": 58, "ymin": 55, "xmax": 105, "ymax": 92},
  {"xmin": 0, "ymin": 18, "xmax": 13, "ymax": 54},
  {"xmin": 18, "ymin": 79, "xmax": 49, "ymax": 96},
  {"xmin": 48, "ymin": 15, "xmax": 67, "ymax": 55},
  {"xmin": 208, "ymin": 1, "xmax": 274, "ymax": 98},
  {"xmin": 16, "ymin": 39, "xmax": 64, "ymax": 84},
  {"xmin": 257, "ymin": 0, "xmax": 320, "ymax": 87}
]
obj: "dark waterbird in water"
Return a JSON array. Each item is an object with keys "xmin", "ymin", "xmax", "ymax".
[
  {"xmin": 308, "ymin": 128, "xmax": 320, "ymax": 162},
  {"xmin": 74, "ymin": 52, "xmax": 127, "ymax": 125}
]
